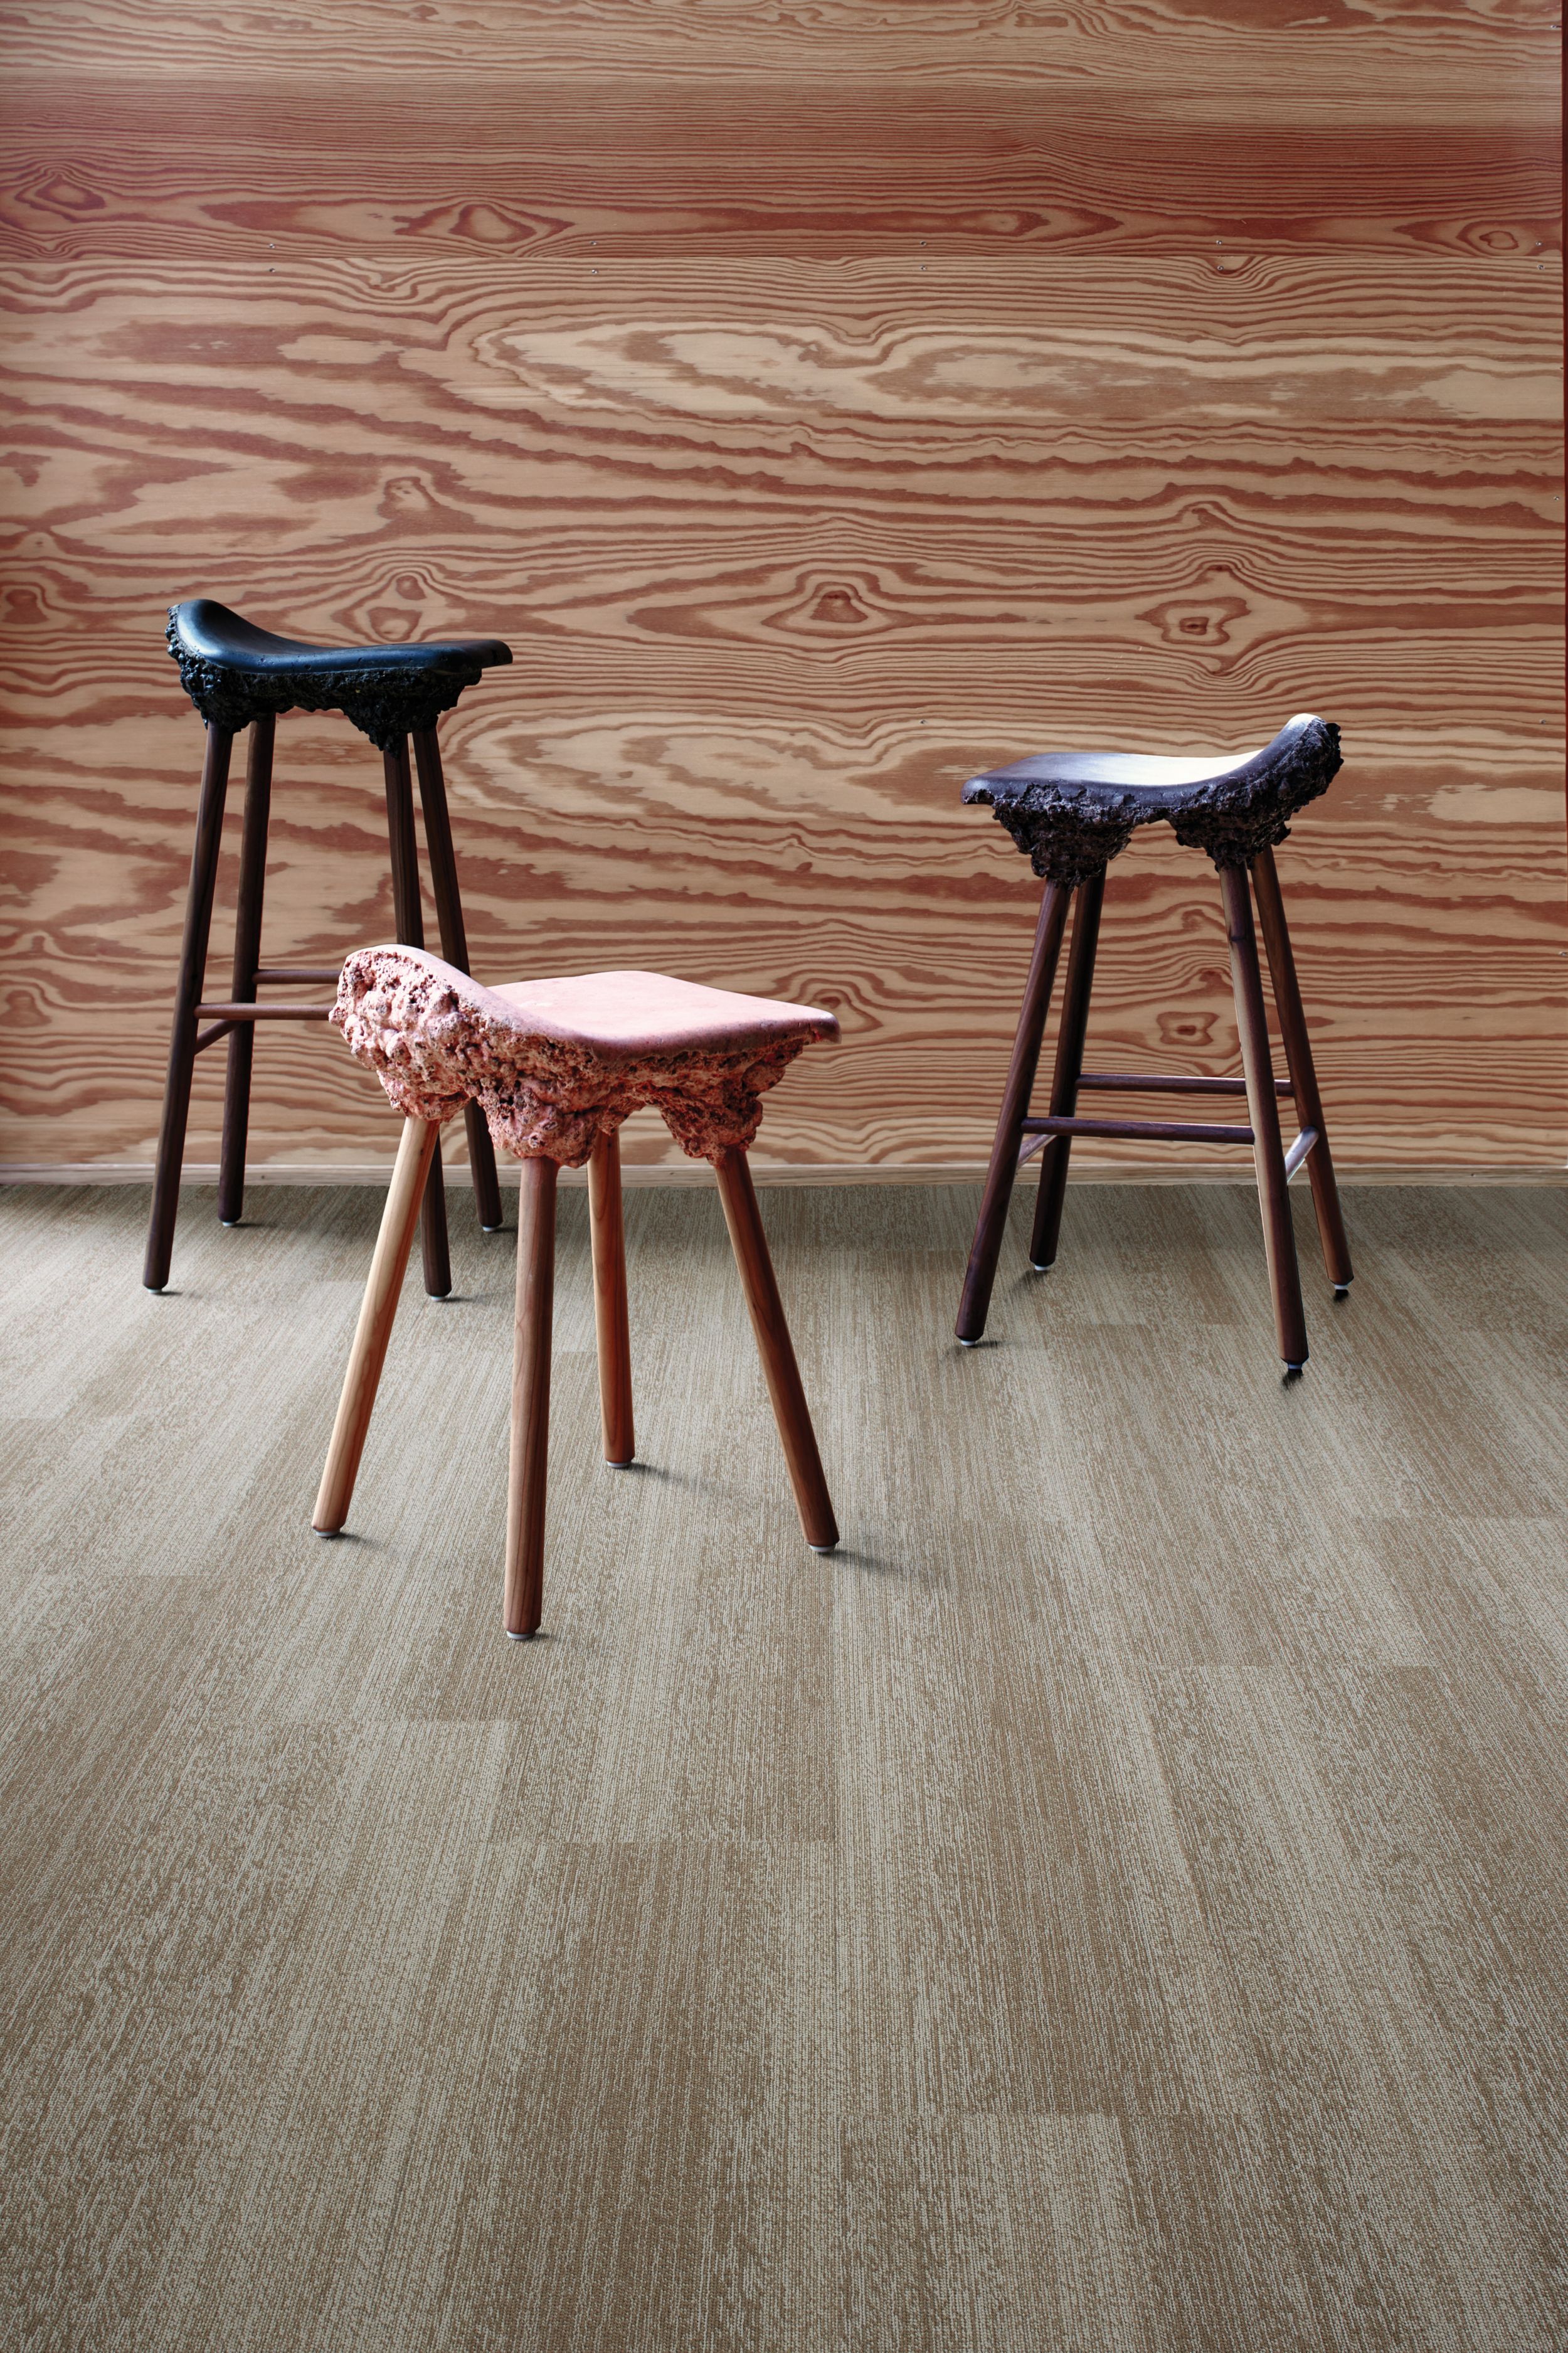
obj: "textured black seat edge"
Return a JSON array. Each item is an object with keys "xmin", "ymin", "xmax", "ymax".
[
  {"xmin": 964, "ymin": 716, "xmax": 1342, "ymax": 885},
  {"xmin": 166, "ymin": 600, "xmax": 512, "ymax": 752},
  {"xmin": 1170, "ymin": 718, "xmax": 1339, "ymax": 869}
]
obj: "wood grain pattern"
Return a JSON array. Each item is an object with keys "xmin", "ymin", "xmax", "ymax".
[{"xmin": 0, "ymin": 3, "xmax": 1562, "ymax": 1176}]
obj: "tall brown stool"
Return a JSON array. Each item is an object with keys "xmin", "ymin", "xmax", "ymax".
[
  {"xmin": 146, "ymin": 598, "xmax": 512, "ymax": 1296},
  {"xmin": 310, "ymin": 946, "xmax": 840, "ymax": 1639},
  {"xmin": 956, "ymin": 714, "xmax": 1352, "ymax": 1375}
]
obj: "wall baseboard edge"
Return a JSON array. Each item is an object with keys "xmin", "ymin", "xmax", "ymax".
[{"xmin": 3, "ymin": 1161, "xmax": 1565, "ymax": 1191}]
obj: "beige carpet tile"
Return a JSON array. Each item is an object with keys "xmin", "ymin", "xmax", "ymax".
[{"xmin": 1, "ymin": 1177, "xmax": 1564, "ymax": 2350}]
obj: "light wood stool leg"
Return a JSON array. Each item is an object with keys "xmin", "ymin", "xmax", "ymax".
[
  {"xmin": 504, "ymin": 1157, "xmax": 558, "ymax": 1639},
  {"xmin": 588, "ymin": 1130, "xmax": 635, "ymax": 1466},
  {"xmin": 714, "ymin": 1147, "xmax": 838, "ymax": 1553},
  {"xmin": 314, "ymin": 1117, "xmax": 440, "ymax": 1532},
  {"xmin": 1221, "ymin": 865, "xmax": 1309, "ymax": 1373}
]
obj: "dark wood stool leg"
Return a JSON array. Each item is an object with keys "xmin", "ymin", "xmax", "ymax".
[
  {"xmin": 411, "ymin": 726, "xmax": 505, "ymax": 1233},
  {"xmin": 383, "ymin": 736, "xmax": 452, "ymax": 1299},
  {"xmin": 1221, "ymin": 864, "xmax": 1309, "ymax": 1372},
  {"xmin": 714, "ymin": 1147, "xmax": 838, "ymax": 1552},
  {"xmin": 1029, "ymin": 867, "xmax": 1106, "ymax": 1272},
  {"xmin": 955, "ymin": 879, "xmax": 1071, "ymax": 1343},
  {"xmin": 588, "ymin": 1130, "xmax": 635, "ymax": 1466},
  {"xmin": 1251, "ymin": 845, "xmax": 1352, "ymax": 1293},
  {"xmin": 144, "ymin": 723, "xmax": 236, "ymax": 1290},
  {"xmin": 420, "ymin": 1142, "xmax": 452, "ymax": 1297},
  {"xmin": 505, "ymin": 1156, "xmax": 558, "ymax": 1639},
  {"xmin": 217, "ymin": 714, "xmax": 275, "ymax": 1227},
  {"xmin": 313, "ymin": 1116, "xmax": 440, "ymax": 1533}
]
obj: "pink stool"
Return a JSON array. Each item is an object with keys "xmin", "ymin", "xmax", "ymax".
[{"xmin": 312, "ymin": 946, "xmax": 840, "ymax": 1638}]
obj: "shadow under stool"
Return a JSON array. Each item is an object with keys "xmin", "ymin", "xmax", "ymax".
[
  {"xmin": 956, "ymin": 713, "xmax": 1353, "ymax": 1374},
  {"xmin": 311, "ymin": 945, "xmax": 840, "ymax": 1639},
  {"xmin": 146, "ymin": 598, "xmax": 512, "ymax": 1296}
]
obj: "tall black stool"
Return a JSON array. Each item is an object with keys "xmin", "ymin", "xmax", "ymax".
[
  {"xmin": 146, "ymin": 598, "xmax": 512, "ymax": 1295},
  {"xmin": 956, "ymin": 713, "xmax": 1352, "ymax": 1374}
]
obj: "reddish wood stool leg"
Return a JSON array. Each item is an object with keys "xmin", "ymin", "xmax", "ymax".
[
  {"xmin": 713, "ymin": 1148, "xmax": 838, "ymax": 1552},
  {"xmin": 505, "ymin": 1157, "xmax": 558, "ymax": 1639},
  {"xmin": 313, "ymin": 1116, "xmax": 440, "ymax": 1532},
  {"xmin": 1251, "ymin": 845, "xmax": 1353, "ymax": 1293},
  {"xmin": 955, "ymin": 878, "xmax": 1072, "ymax": 1343},
  {"xmin": 144, "ymin": 723, "xmax": 236, "ymax": 1290},
  {"xmin": 588, "ymin": 1130, "xmax": 635, "ymax": 1466},
  {"xmin": 1221, "ymin": 864, "xmax": 1309, "ymax": 1372},
  {"xmin": 420, "ymin": 1145, "xmax": 452, "ymax": 1302},
  {"xmin": 411, "ymin": 726, "xmax": 506, "ymax": 1234},
  {"xmin": 1029, "ymin": 868, "xmax": 1106, "ymax": 1272},
  {"xmin": 218, "ymin": 714, "xmax": 275, "ymax": 1228},
  {"xmin": 383, "ymin": 736, "xmax": 452, "ymax": 1300}
]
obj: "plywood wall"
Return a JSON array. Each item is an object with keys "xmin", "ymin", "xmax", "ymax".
[{"xmin": 2, "ymin": 0, "xmax": 1562, "ymax": 1177}]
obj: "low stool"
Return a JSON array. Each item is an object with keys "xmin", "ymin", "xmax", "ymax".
[
  {"xmin": 311, "ymin": 947, "xmax": 840, "ymax": 1639},
  {"xmin": 146, "ymin": 598, "xmax": 512, "ymax": 1296},
  {"xmin": 956, "ymin": 713, "xmax": 1353, "ymax": 1374}
]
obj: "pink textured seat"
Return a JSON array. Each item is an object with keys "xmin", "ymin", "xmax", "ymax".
[
  {"xmin": 314, "ymin": 945, "xmax": 841, "ymax": 1639},
  {"xmin": 489, "ymin": 969, "xmax": 835, "ymax": 1056},
  {"xmin": 330, "ymin": 945, "xmax": 837, "ymax": 1164}
]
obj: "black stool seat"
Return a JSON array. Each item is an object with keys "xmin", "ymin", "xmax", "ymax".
[
  {"xmin": 963, "ymin": 713, "xmax": 1341, "ymax": 884},
  {"xmin": 167, "ymin": 598, "xmax": 512, "ymax": 751}
]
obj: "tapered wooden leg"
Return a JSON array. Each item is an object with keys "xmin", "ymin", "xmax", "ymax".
[
  {"xmin": 1029, "ymin": 868, "xmax": 1106, "ymax": 1272},
  {"xmin": 1221, "ymin": 864, "xmax": 1309, "ymax": 1371},
  {"xmin": 421, "ymin": 1143, "xmax": 452, "ymax": 1297},
  {"xmin": 218, "ymin": 714, "xmax": 275, "ymax": 1227},
  {"xmin": 383, "ymin": 736, "xmax": 452, "ymax": 1299},
  {"xmin": 412, "ymin": 726, "xmax": 506, "ymax": 1233},
  {"xmin": 588, "ymin": 1130, "xmax": 634, "ymax": 1465},
  {"xmin": 1251, "ymin": 844, "xmax": 1353, "ymax": 1292},
  {"xmin": 313, "ymin": 1117, "xmax": 439, "ymax": 1532},
  {"xmin": 713, "ymin": 1147, "xmax": 838, "ymax": 1552},
  {"xmin": 505, "ymin": 1157, "xmax": 558, "ymax": 1639},
  {"xmin": 955, "ymin": 878, "xmax": 1071, "ymax": 1343},
  {"xmin": 144, "ymin": 723, "xmax": 235, "ymax": 1290}
]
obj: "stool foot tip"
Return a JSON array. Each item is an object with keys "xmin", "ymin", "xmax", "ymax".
[
  {"xmin": 1333, "ymin": 1283, "xmax": 1351, "ymax": 1299},
  {"xmin": 505, "ymin": 1627, "xmax": 538, "ymax": 1642},
  {"xmin": 957, "ymin": 1336, "xmax": 982, "ymax": 1349}
]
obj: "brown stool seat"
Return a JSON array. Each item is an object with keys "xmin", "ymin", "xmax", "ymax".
[
  {"xmin": 955, "ymin": 713, "xmax": 1352, "ymax": 1374},
  {"xmin": 314, "ymin": 947, "xmax": 842, "ymax": 1640},
  {"xmin": 963, "ymin": 714, "xmax": 1342, "ymax": 884}
]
